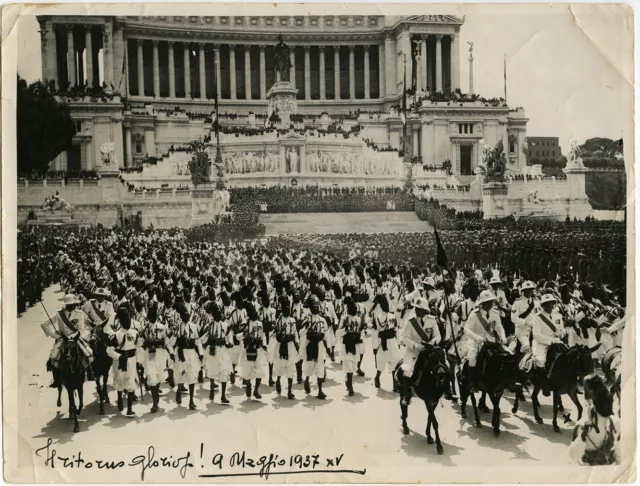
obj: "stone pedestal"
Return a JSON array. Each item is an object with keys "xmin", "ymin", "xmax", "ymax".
[
  {"xmin": 563, "ymin": 159, "xmax": 593, "ymax": 220},
  {"xmin": 482, "ymin": 181, "xmax": 510, "ymax": 219},
  {"xmin": 190, "ymin": 183, "xmax": 228, "ymax": 228},
  {"xmin": 99, "ymin": 169, "xmax": 123, "ymax": 204},
  {"xmin": 266, "ymin": 82, "xmax": 298, "ymax": 128}
]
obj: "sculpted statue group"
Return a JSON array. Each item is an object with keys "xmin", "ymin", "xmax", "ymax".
[
  {"xmin": 223, "ymin": 151, "xmax": 280, "ymax": 174},
  {"xmin": 306, "ymin": 151, "xmax": 396, "ymax": 176}
]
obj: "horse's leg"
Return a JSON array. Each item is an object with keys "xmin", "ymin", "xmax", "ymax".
[
  {"xmin": 427, "ymin": 400, "xmax": 444, "ymax": 454},
  {"xmin": 469, "ymin": 391, "xmax": 481, "ymax": 427},
  {"xmin": 96, "ymin": 376, "xmax": 105, "ymax": 415},
  {"xmin": 491, "ymin": 392, "xmax": 502, "ymax": 436},
  {"xmin": 57, "ymin": 383, "xmax": 63, "ymax": 408},
  {"xmin": 568, "ymin": 388, "xmax": 583, "ymax": 422},
  {"xmin": 425, "ymin": 402, "xmax": 433, "ymax": 444},
  {"xmin": 558, "ymin": 395, "xmax": 565, "ymax": 413},
  {"xmin": 401, "ymin": 401, "xmax": 410, "ymax": 435},
  {"xmin": 512, "ymin": 390, "xmax": 520, "ymax": 414},
  {"xmin": 77, "ymin": 385, "xmax": 84, "ymax": 415},
  {"xmin": 552, "ymin": 391, "xmax": 561, "ymax": 433},
  {"xmin": 532, "ymin": 385, "xmax": 543, "ymax": 424},
  {"xmin": 102, "ymin": 374, "xmax": 110, "ymax": 403},
  {"xmin": 479, "ymin": 391, "xmax": 490, "ymax": 413},
  {"xmin": 458, "ymin": 373, "xmax": 469, "ymax": 419},
  {"xmin": 67, "ymin": 387, "xmax": 74, "ymax": 418}
]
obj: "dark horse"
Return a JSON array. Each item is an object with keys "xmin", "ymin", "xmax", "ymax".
[
  {"xmin": 91, "ymin": 326, "xmax": 113, "ymax": 415},
  {"xmin": 512, "ymin": 343, "xmax": 599, "ymax": 432},
  {"xmin": 58, "ymin": 339, "xmax": 86, "ymax": 433},
  {"xmin": 394, "ymin": 344, "xmax": 451, "ymax": 454},
  {"xmin": 457, "ymin": 342, "xmax": 521, "ymax": 436}
]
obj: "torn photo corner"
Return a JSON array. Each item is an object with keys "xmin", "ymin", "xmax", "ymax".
[{"xmin": 2, "ymin": 2, "xmax": 635, "ymax": 484}]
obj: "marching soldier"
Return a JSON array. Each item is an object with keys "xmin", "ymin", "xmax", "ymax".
[
  {"xmin": 172, "ymin": 305, "xmax": 203, "ymax": 410},
  {"xmin": 336, "ymin": 296, "xmax": 363, "ymax": 396},
  {"xmin": 372, "ymin": 294, "xmax": 402, "ymax": 390},
  {"xmin": 106, "ymin": 307, "xmax": 139, "ymax": 416},
  {"xmin": 272, "ymin": 301, "xmax": 300, "ymax": 399},
  {"xmin": 301, "ymin": 295, "xmax": 329, "ymax": 399},
  {"xmin": 238, "ymin": 304, "xmax": 268, "ymax": 399},
  {"xmin": 139, "ymin": 301, "xmax": 169, "ymax": 413},
  {"xmin": 202, "ymin": 303, "xmax": 232, "ymax": 404}
]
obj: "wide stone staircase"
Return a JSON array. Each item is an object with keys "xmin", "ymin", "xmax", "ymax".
[{"xmin": 260, "ymin": 211, "xmax": 433, "ymax": 235}]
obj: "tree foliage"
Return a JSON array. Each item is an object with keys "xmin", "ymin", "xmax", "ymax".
[
  {"xmin": 17, "ymin": 76, "xmax": 76, "ymax": 177},
  {"xmin": 579, "ymin": 137, "xmax": 623, "ymax": 158}
]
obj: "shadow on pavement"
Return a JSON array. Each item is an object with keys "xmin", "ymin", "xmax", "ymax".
[{"xmin": 400, "ymin": 431, "xmax": 464, "ymax": 466}]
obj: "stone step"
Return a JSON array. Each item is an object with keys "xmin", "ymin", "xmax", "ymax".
[{"xmin": 260, "ymin": 211, "xmax": 432, "ymax": 235}]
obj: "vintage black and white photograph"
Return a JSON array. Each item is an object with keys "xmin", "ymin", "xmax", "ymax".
[{"xmin": 2, "ymin": 3, "xmax": 635, "ymax": 483}]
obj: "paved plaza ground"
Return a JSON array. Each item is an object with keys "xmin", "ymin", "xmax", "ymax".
[{"xmin": 14, "ymin": 285, "xmax": 579, "ymax": 483}]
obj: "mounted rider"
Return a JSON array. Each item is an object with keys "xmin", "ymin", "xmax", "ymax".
[
  {"xmin": 82, "ymin": 287, "xmax": 116, "ymax": 335},
  {"xmin": 531, "ymin": 293, "xmax": 566, "ymax": 395},
  {"xmin": 401, "ymin": 297, "xmax": 441, "ymax": 406},
  {"xmin": 511, "ymin": 281, "xmax": 538, "ymax": 352},
  {"xmin": 45, "ymin": 294, "xmax": 94, "ymax": 388},
  {"xmin": 464, "ymin": 290, "xmax": 507, "ymax": 388}
]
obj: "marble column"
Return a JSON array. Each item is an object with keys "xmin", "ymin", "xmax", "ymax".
[
  {"xmin": 421, "ymin": 36, "xmax": 428, "ymax": 92},
  {"xmin": 137, "ymin": 40, "xmax": 144, "ymax": 96},
  {"xmin": 168, "ymin": 42, "xmax": 176, "ymax": 98},
  {"xmin": 229, "ymin": 45, "xmax": 236, "ymax": 100},
  {"xmin": 435, "ymin": 35, "xmax": 443, "ymax": 93},
  {"xmin": 290, "ymin": 47, "xmax": 296, "ymax": 88},
  {"xmin": 67, "ymin": 26, "xmax": 76, "ymax": 87},
  {"xmin": 102, "ymin": 23, "xmax": 113, "ymax": 89},
  {"xmin": 348, "ymin": 45, "xmax": 355, "ymax": 100},
  {"xmin": 259, "ymin": 45, "xmax": 266, "ymax": 98},
  {"xmin": 412, "ymin": 127, "xmax": 420, "ymax": 157},
  {"xmin": 244, "ymin": 45, "xmax": 251, "ymax": 100},
  {"xmin": 364, "ymin": 46, "xmax": 370, "ymax": 99},
  {"xmin": 450, "ymin": 33, "xmax": 460, "ymax": 91},
  {"xmin": 379, "ymin": 44, "xmax": 385, "ymax": 99},
  {"xmin": 384, "ymin": 35, "xmax": 397, "ymax": 97},
  {"xmin": 214, "ymin": 46, "xmax": 221, "ymax": 98},
  {"xmin": 334, "ymin": 47, "xmax": 340, "ymax": 99},
  {"xmin": 299, "ymin": 144, "xmax": 306, "ymax": 174},
  {"xmin": 125, "ymin": 126, "xmax": 132, "ymax": 167},
  {"xmin": 85, "ymin": 27, "xmax": 94, "ymax": 87},
  {"xmin": 184, "ymin": 44, "xmax": 191, "ymax": 98},
  {"xmin": 319, "ymin": 46, "xmax": 326, "ymax": 100},
  {"xmin": 199, "ymin": 44, "xmax": 206, "ymax": 99},
  {"xmin": 47, "ymin": 23, "xmax": 58, "ymax": 87},
  {"xmin": 153, "ymin": 40, "xmax": 160, "ymax": 97},
  {"xmin": 304, "ymin": 46, "xmax": 311, "ymax": 100}
]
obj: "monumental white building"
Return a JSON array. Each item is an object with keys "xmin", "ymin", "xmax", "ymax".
[{"xmin": 37, "ymin": 14, "xmax": 528, "ymax": 184}]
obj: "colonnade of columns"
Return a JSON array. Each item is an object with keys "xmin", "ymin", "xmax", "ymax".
[
  {"xmin": 127, "ymin": 40, "xmax": 386, "ymax": 101},
  {"xmin": 410, "ymin": 33, "xmax": 459, "ymax": 93}
]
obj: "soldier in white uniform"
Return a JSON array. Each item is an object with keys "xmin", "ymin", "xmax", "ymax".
[
  {"xmin": 511, "ymin": 281, "xmax": 538, "ymax": 352},
  {"xmin": 272, "ymin": 302, "xmax": 300, "ymax": 399},
  {"xmin": 336, "ymin": 296, "xmax": 363, "ymax": 397},
  {"xmin": 238, "ymin": 304, "xmax": 268, "ymax": 399},
  {"xmin": 372, "ymin": 294, "xmax": 402, "ymax": 390},
  {"xmin": 139, "ymin": 302, "xmax": 170, "ymax": 413},
  {"xmin": 106, "ymin": 307, "xmax": 139, "ymax": 416},
  {"xmin": 172, "ymin": 306, "xmax": 204, "ymax": 410},
  {"xmin": 82, "ymin": 288, "xmax": 115, "ymax": 333},
  {"xmin": 400, "ymin": 297, "xmax": 441, "ymax": 406},
  {"xmin": 464, "ymin": 290, "xmax": 506, "ymax": 389},
  {"xmin": 532, "ymin": 293, "xmax": 566, "ymax": 395},
  {"xmin": 301, "ymin": 296, "xmax": 329, "ymax": 399},
  {"xmin": 202, "ymin": 303, "xmax": 232, "ymax": 404},
  {"xmin": 45, "ymin": 294, "xmax": 94, "ymax": 387}
]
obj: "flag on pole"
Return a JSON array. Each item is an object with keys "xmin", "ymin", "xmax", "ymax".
[
  {"xmin": 434, "ymin": 227, "xmax": 449, "ymax": 271},
  {"xmin": 503, "ymin": 53, "xmax": 507, "ymax": 102}
]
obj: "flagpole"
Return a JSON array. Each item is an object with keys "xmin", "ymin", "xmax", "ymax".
[
  {"xmin": 213, "ymin": 46, "xmax": 222, "ymax": 169},
  {"xmin": 434, "ymin": 227, "xmax": 461, "ymax": 362},
  {"xmin": 402, "ymin": 54, "xmax": 408, "ymax": 163},
  {"xmin": 503, "ymin": 53, "xmax": 507, "ymax": 103}
]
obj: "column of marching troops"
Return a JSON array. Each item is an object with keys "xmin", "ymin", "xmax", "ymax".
[{"xmin": 42, "ymin": 233, "xmax": 625, "ymax": 418}]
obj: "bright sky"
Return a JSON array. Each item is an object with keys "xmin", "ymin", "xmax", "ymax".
[{"xmin": 16, "ymin": 5, "xmax": 633, "ymax": 154}]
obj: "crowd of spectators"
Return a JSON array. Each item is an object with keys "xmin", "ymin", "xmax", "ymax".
[
  {"xmin": 229, "ymin": 186, "xmax": 416, "ymax": 213},
  {"xmin": 19, "ymin": 170, "xmax": 100, "ymax": 182}
]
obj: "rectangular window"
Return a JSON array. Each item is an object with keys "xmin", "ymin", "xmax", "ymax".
[
  {"xmin": 509, "ymin": 141, "xmax": 515, "ymax": 153},
  {"xmin": 135, "ymin": 140, "xmax": 143, "ymax": 154},
  {"xmin": 469, "ymin": 124, "xmax": 474, "ymax": 134}
]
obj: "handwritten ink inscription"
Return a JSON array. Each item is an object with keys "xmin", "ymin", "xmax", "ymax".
[{"xmin": 35, "ymin": 438, "xmax": 366, "ymax": 481}]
